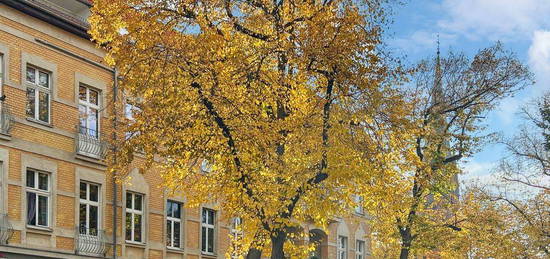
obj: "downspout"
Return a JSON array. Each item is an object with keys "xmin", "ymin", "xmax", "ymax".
[{"xmin": 111, "ymin": 68, "xmax": 119, "ymax": 259}]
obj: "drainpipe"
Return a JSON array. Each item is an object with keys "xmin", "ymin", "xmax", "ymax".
[{"xmin": 111, "ymin": 68, "xmax": 119, "ymax": 259}]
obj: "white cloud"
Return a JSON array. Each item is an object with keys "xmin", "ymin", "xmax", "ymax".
[
  {"xmin": 439, "ymin": 0, "xmax": 550, "ymax": 41},
  {"xmin": 528, "ymin": 30, "xmax": 550, "ymax": 96},
  {"xmin": 391, "ymin": 30, "xmax": 457, "ymax": 55},
  {"xmin": 459, "ymin": 160, "xmax": 502, "ymax": 186},
  {"xmin": 460, "ymin": 161, "xmax": 496, "ymax": 177},
  {"xmin": 495, "ymin": 97, "xmax": 520, "ymax": 125}
]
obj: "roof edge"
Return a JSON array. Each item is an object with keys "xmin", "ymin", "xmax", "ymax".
[{"xmin": 0, "ymin": 0, "xmax": 90, "ymax": 39}]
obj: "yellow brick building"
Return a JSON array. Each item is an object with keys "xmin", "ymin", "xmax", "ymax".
[{"xmin": 0, "ymin": 1, "xmax": 372, "ymax": 258}]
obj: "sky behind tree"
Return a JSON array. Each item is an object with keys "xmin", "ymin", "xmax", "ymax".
[{"xmin": 387, "ymin": 0, "xmax": 550, "ymax": 184}]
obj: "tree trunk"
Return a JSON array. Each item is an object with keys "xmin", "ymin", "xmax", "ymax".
[
  {"xmin": 399, "ymin": 228, "xmax": 412, "ymax": 259},
  {"xmin": 246, "ymin": 248, "xmax": 262, "ymax": 259},
  {"xmin": 270, "ymin": 231, "xmax": 287, "ymax": 259},
  {"xmin": 399, "ymin": 246, "xmax": 410, "ymax": 259}
]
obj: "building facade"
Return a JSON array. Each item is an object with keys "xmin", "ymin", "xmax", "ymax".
[{"xmin": 0, "ymin": 1, "xmax": 372, "ymax": 258}]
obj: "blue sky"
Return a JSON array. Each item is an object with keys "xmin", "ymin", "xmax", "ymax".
[{"xmin": 386, "ymin": 0, "xmax": 550, "ymax": 184}]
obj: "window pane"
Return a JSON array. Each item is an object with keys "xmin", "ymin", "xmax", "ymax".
[
  {"xmin": 201, "ymin": 227, "xmax": 206, "ymax": 252},
  {"xmin": 125, "ymin": 103, "xmax": 134, "ymax": 120},
  {"xmin": 89, "ymin": 205, "xmax": 98, "ymax": 236},
  {"xmin": 26, "ymin": 67, "xmax": 35, "ymax": 83},
  {"xmin": 166, "ymin": 201, "xmax": 173, "ymax": 217},
  {"xmin": 26, "ymin": 170, "xmax": 35, "ymax": 188},
  {"xmin": 38, "ymin": 71, "xmax": 49, "ymax": 88},
  {"xmin": 166, "ymin": 220, "xmax": 172, "ymax": 247},
  {"xmin": 125, "ymin": 213, "xmax": 132, "ymax": 240},
  {"xmin": 174, "ymin": 221, "xmax": 181, "ymax": 248},
  {"xmin": 38, "ymin": 91, "xmax": 49, "ymax": 122},
  {"xmin": 134, "ymin": 194, "xmax": 142, "ymax": 211},
  {"xmin": 207, "ymin": 210, "xmax": 214, "ymax": 225},
  {"xmin": 173, "ymin": 202, "xmax": 181, "ymax": 218},
  {"xmin": 134, "ymin": 214, "xmax": 142, "ymax": 242},
  {"xmin": 207, "ymin": 227, "xmax": 214, "ymax": 252},
  {"xmin": 88, "ymin": 108, "xmax": 98, "ymax": 138},
  {"xmin": 202, "ymin": 209, "xmax": 207, "ymax": 223},
  {"xmin": 38, "ymin": 195, "xmax": 48, "ymax": 226},
  {"xmin": 126, "ymin": 193, "xmax": 132, "ymax": 209},
  {"xmin": 38, "ymin": 173, "xmax": 48, "ymax": 191},
  {"xmin": 26, "ymin": 88, "xmax": 35, "ymax": 118},
  {"xmin": 89, "ymin": 89, "xmax": 98, "ymax": 105},
  {"xmin": 80, "ymin": 182, "xmax": 87, "ymax": 200},
  {"xmin": 79, "ymin": 105, "xmax": 87, "ymax": 131},
  {"xmin": 79, "ymin": 86, "xmax": 87, "ymax": 101},
  {"xmin": 79, "ymin": 204, "xmax": 86, "ymax": 229},
  {"xmin": 26, "ymin": 192, "xmax": 36, "ymax": 225},
  {"xmin": 89, "ymin": 184, "xmax": 99, "ymax": 202}
]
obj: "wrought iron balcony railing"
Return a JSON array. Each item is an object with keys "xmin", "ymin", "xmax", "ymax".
[
  {"xmin": 76, "ymin": 125, "xmax": 107, "ymax": 160},
  {"xmin": 75, "ymin": 226, "xmax": 110, "ymax": 256},
  {"xmin": 0, "ymin": 101, "xmax": 12, "ymax": 136},
  {"xmin": 0, "ymin": 214, "xmax": 13, "ymax": 245}
]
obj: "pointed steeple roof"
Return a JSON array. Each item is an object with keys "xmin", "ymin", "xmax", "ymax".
[{"xmin": 433, "ymin": 34, "xmax": 443, "ymax": 105}]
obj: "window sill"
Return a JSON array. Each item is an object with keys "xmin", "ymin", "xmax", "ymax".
[
  {"xmin": 26, "ymin": 225, "xmax": 53, "ymax": 233},
  {"xmin": 0, "ymin": 133, "xmax": 11, "ymax": 141},
  {"xmin": 201, "ymin": 252, "xmax": 217, "ymax": 258},
  {"xmin": 166, "ymin": 247, "xmax": 184, "ymax": 253},
  {"xmin": 75, "ymin": 153, "xmax": 107, "ymax": 166},
  {"xmin": 125, "ymin": 241, "xmax": 146, "ymax": 248},
  {"xmin": 26, "ymin": 117, "xmax": 52, "ymax": 128}
]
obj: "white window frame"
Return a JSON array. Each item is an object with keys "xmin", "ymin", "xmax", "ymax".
[
  {"xmin": 166, "ymin": 200, "xmax": 182, "ymax": 249},
  {"xmin": 356, "ymin": 240, "xmax": 365, "ymax": 259},
  {"xmin": 79, "ymin": 181, "xmax": 100, "ymax": 236},
  {"xmin": 78, "ymin": 84, "xmax": 101, "ymax": 138},
  {"xmin": 26, "ymin": 169, "xmax": 50, "ymax": 228},
  {"xmin": 230, "ymin": 217, "xmax": 242, "ymax": 237},
  {"xmin": 338, "ymin": 236, "xmax": 348, "ymax": 259},
  {"xmin": 230, "ymin": 217, "xmax": 243, "ymax": 259},
  {"xmin": 125, "ymin": 192, "xmax": 144, "ymax": 243},
  {"xmin": 0, "ymin": 162, "xmax": 3, "ymax": 214},
  {"xmin": 25, "ymin": 66, "xmax": 51, "ymax": 124},
  {"xmin": 0, "ymin": 54, "xmax": 3, "ymax": 86},
  {"xmin": 201, "ymin": 208, "xmax": 216, "ymax": 255}
]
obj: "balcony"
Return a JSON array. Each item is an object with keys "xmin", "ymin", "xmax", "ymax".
[
  {"xmin": 75, "ymin": 226, "xmax": 110, "ymax": 256},
  {"xmin": 0, "ymin": 214, "xmax": 13, "ymax": 245},
  {"xmin": 0, "ymin": 101, "xmax": 12, "ymax": 136},
  {"xmin": 75, "ymin": 125, "xmax": 107, "ymax": 160}
]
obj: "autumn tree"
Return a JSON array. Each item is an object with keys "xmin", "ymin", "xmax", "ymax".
[
  {"xmin": 433, "ymin": 187, "xmax": 547, "ymax": 259},
  {"xmin": 368, "ymin": 43, "xmax": 534, "ymax": 259},
  {"xmin": 89, "ymin": 0, "xmax": 407, "ymax": 257},
  {"xmin": 489, "ymin": 91, "xmax": 550, "ymax": 256},
  {"xmin": 402, "ymin": 94, "xmax": 550, "ymax": 259}
]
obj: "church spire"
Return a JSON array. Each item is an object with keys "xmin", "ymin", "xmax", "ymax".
[{"xmin": 433, "ymin": 34, "xmax": 443, "ymax": 105}]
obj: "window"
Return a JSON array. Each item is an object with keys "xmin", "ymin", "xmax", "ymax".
[
  {"xmin": 200, "ymin": 160, "xmax": 212, "ymax": 174},
  {"xmin": 26, "ymin": 169, "xmax": 50, "ymax": 227},
  {"xmin": 124, "ymin": 101, "xmax": 137, "ymax": 121},
  {"xmin": 201, "ymin": 208, "xmax": 216, "ymax": 254},
  {"xmin": 26, "ymin": 66, "xmax": 51, "ymax": 123},
  {"xmin": 231, "ymin": 217, "xmax": 242, "ymax": 236},
  {"xmin": 124, "ymin": 100, "xmax": 141, "ymax": 140},
  {"xmin": 338, "ymin": 236, "xmax": 347, "ymax": 259},
  {"xmin": 0, "ymin": 54, "xmax": 3, "ymax": 84},
  {"xmin": 356, "ymin": 240, "xmax": 365, "ymax": 259},
  {"xmin": 166, "ymin": 200, "xmax": 182, "ymax": 249},
  {"xmin": 230, "ymin": 217, "xmax": 243, "ymax": 258},
  {"xmin": 79, "ymin": 182, "xmax": 100, "ymax": 236},
  {"xmin": 125, "ymin": 192, "xmax": 143, "ymax": 243},
  {"xmin": 354, "ymin": 195, "xmax": 364, "ymax": 215},
  {"xmin": 78, "ymin": 85, "xmax": 100, "ymax": 138}
]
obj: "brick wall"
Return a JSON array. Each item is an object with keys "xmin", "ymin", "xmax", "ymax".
[{"xmin": 0, "ymin": 3, "xmax": 373, "ymax": 259}]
